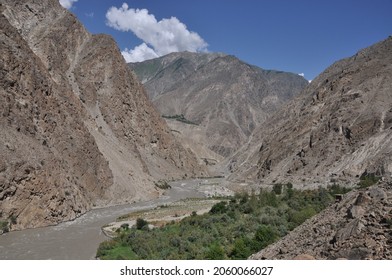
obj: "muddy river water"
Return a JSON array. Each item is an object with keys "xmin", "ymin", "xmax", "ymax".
[{"xmin": 0, "ymin": 179, "xmax": 212, "ymax": 259}]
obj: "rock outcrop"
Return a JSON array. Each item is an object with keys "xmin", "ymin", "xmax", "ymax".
[
  {"xmin": 229, "ymin": 36, "xmax": 392, "ymax": 187},
  {"xmin": 250, "ymin": 182, "xmax": 392, "ymax": 260},
  {"xmin": 0, "ymin": 0, "xmax": 203, "ymax": 231},
  {"xmin": 129, "ymin": 52, "xmax": 308, "ymax": 162}
]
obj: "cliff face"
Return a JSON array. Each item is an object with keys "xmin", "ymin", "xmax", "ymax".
[
  {"xmin": 130, "ymin": 52, "xmax": 308, "ymax": 161},
  {"xmin": 228, "ymin": 37, "xmax": 392, "ymax": 187},
  {"xmin": 0, "ymin": 0, "xmax": 203, "ymax": 231}
]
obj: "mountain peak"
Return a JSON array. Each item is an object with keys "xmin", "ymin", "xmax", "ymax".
[{"xmin": 129, "ymin": 51, "xmax": 308, "ymax": 162}]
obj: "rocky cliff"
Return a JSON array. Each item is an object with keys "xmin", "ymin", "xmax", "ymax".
[
  {"xmin": 250, "ymin": 181, "xmax": 392, "ymax": 260},
  {"xmin": 229, "ymin": 37, "xmax": 392, "ymax": 187},
  {"xmin": 129, "ymin": 52, "xmax": 308, "ymax": 162},
  {"xmin": 0, "ymin": 0, "xmax": 203, "ymax": 231}
]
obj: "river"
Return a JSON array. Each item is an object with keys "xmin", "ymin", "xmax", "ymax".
[{"xmin": 0, "ymin": 179, "xmax": 210, "ymax": 260}]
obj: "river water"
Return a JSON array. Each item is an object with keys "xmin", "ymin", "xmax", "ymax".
[{"xmin": 0, "ymin": 179, "xmax": 207, "ymax": 260}]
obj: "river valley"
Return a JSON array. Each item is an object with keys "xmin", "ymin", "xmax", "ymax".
[{"xmin": 0, "ymin": 179, "xmax": 228, "ymax": 260}]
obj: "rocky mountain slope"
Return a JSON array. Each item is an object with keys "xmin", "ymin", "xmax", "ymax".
[
  {"xmin": 129, "ymin": 52, "xmax": 308, "ymax": 162},
  {"xmin": 0, "ymin": 0, "xmax": 204, "ymax": 231},
  {"xmin": 250, "ymin": 181, "xmax": 392, "ymax": 260},
  {"xmin": 228, "ymin": 36, "xmax": 392, "ymax": 187}
]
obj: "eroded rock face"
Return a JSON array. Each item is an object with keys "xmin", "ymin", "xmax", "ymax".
[
  {"xmin": 129, "ymin": 52, "xmax": 308, "ymax": 160},
  {"xmin": 229, "ymin": 37, "xmax": 392, "ymax": 187},
  {"xmin": 0, "ymin": 0, "xmax": 203, "ymax": 231},
  {"xmin": 0, "ymin": 4, "xmax": 112, "ymax": 229},
  {"xmin": 250, "ymin": 182, "xmax": 392, "ymax": 260}
]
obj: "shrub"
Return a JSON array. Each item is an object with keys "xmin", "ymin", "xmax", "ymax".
[
  {"xmin": 284, "ymin": 182, "xmax": 294, "ymax": 199},
  {"xmin": 358, "ymin": 173, "xmax": 380, "ymax": 188},
  {"xmin": 205, "ymin": 243, "xmax": 225, "ymax": 260},
  {"xmin": 273, "ymin": 184, "xmax": 283, "ymax": 195},
  {"xmin": 209, "ymin": 201, "xmax": 227, "ymax": 214},
  {"xmin": 120, "ymin": 223, "xmax": 129, "ymax": 230},
  {"xmin": 136, "ymin": 218, "xmax": 149, "ymax": 230},
  {"xmin": 327, "ymin": 183, "xmax": 350, "ymax": 195},
  {"xmin": 0, "ymin": 220, "xmax": 9, "ymax": 233},
  {"xmin": 289, "ymin": 206, "xmax": 317, "ymax": 226},
  {"xmin": 9, "ymin": 215, "xmax": 17, "ymax": 225},
  {"xmin": 230, "ymin": 237, "xmax": 252, "ymax": 259},
  {"xmin": 253, "ymin": 225, "xmax": 278, "ymax": 249}
]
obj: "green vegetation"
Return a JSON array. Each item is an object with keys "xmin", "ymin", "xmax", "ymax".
[
  {"xmin": 96, "ymin": 183, "xmax": 351, "ymax": 260},
  {"xmin": 136, "ymin": 218, "xmax": 149, "ymax": 230},
  {"xmin": 358, "ymin": 173, "xmax": 380, "ymax": 188},
  {"xmin": 162, "ymin": 114, "xmax": 199, "ymax": 126},
  {"xmin": 96, "ymin": 240, "xmax": 138, "ymax": 260},
  {"xmin": 0, "ymin": 220, "xmax": 9, "ymax": 233}
]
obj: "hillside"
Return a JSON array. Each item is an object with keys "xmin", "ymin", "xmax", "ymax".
[
  {"xmin": 228, "ymin": 36, "xmax": 392, "ymax": 187},
  {"xmin": 250, "ymin": 181, "xmax": 392, "ymax": 260},
  {"xmin": 129, "ymin": 52, "xmax": 308, "ymax": 162},
  {"xmin": 0, "ymin": 0, "xmax": 204, "ymax": 231}
]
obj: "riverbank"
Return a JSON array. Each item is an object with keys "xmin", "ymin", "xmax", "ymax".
[
  {"xmin": 0, "ymin": 178, "xmax": 228, "ymax": 259},
  {"xmin": 101, "ymin": 198, "xmax": 224, "ymax": 238}
]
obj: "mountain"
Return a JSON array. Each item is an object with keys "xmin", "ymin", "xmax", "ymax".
[
  {"xmin": 228, "ymin": 36, "xmax": 392, "ymax": 187},
  {"xmin": 0, "ymin": 0, "xmax": 204, "ymax": 231},
  {"xmin": 250, "ymin": 181, "xmax": 392, "ymax": 260},
  {"xmin": 129, "ymin": 52, "xmax": 308, "ymax": 163}
]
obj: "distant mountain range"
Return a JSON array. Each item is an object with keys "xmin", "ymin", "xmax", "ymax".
[{"xmin": 129, "ymin": 52, "xmax": 308, "ymax": 162}]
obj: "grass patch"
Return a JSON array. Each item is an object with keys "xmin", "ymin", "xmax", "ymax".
[
  {"xmin": 0, "ymin": 220, "xmax": 9, "ymax": 233},
  {"xmin": 358, "ymin": 173, "xmax": 380, "ymax": 188},
  {"xmin": 97, "ymin": 241, "xmax": 138, "ymax": 260}
]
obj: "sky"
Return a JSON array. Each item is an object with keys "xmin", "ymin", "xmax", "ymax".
[{"xmin": 60, "ymin": 0, "xmax": 392, "ymax": 80}]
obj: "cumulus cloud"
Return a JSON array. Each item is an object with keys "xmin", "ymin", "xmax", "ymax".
[
  {"xmin": 106, "ymin": 3, "xmax": 208, "ymax": 62},
  {"xmin": 59, "ymin": 0, "xmax": 78, "ymax": 9},
  {"xmin": 122, "ymin": 43, "xmax": 158, "ymax": 62}
]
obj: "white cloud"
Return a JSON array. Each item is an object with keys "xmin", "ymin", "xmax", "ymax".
[
  {"xmin": 122, "ymin": 43, "xmax": 159, "ymax": 62},
  {"xmin": 59, "ymin": 0, "xmax": 78, "ymax": 9},
  {"xmin": 298, "ymin": 73, "xmax": 305, "ymax": 77},
  {"xmin": 106, "ymin": 3, "xmax": 208, "ymax": 62}
]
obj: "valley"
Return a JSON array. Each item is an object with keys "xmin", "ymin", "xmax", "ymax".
[
  {"xmin": 0, "ymin": 178, "xmax": 219, "ymax": 259},
  {"xmin": 1, "ymin": 0, "xmax": 392, "ymax": 261}
]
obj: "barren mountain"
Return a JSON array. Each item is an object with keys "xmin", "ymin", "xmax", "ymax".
[
  {"xmin": 0, "ymin": 0, "xmax": 204, "ymax": 231},
  {"xmin": 228, "ymin": 36, "xmax": 392, "ymax": 187},
  {"xmin": 129, "ymin": 52, "xmax": 308, "ymax": 162},
  {"xmin": 250, "ymin": 181, "xmax": 392, "ymax": 260}
]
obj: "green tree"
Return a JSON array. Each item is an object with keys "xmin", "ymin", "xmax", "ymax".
[
  {"xmin": 205, "ymin": 243, "xmax": 225, "ymax": 260},
  {"xmin": 210, "ymin": 201, "xmax": 227, "ymax": 214},
  {"xmin": 230, "ymin": 237, "xmax": 252, "ymax": 259},
  {"xmin": 136, "ymin": 218, "xmax": 148, "ymax": 230},
  {"xmin": 253, "ymin": 225, "xmax": 277, "ymax": 249},
  {"xmin": 273, "ymin": 184, "xmax": 283, "ymax": 195}
]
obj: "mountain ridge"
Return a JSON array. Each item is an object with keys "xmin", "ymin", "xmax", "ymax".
[
  {"xmin": 228, "ymin": 36, "xmax": 392, "ymax": 187},
  {"xmin": 129, "ymin": 52, "xmax": 308, "ymax": 162},
  {"xmin": 0, "ymin": 0, "xmax": 204, "ymax": 230}
]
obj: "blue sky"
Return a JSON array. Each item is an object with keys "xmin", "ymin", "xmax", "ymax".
[{"xmin": 61, "ymin": 0, "xmax": 392, "ymax": 80}]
